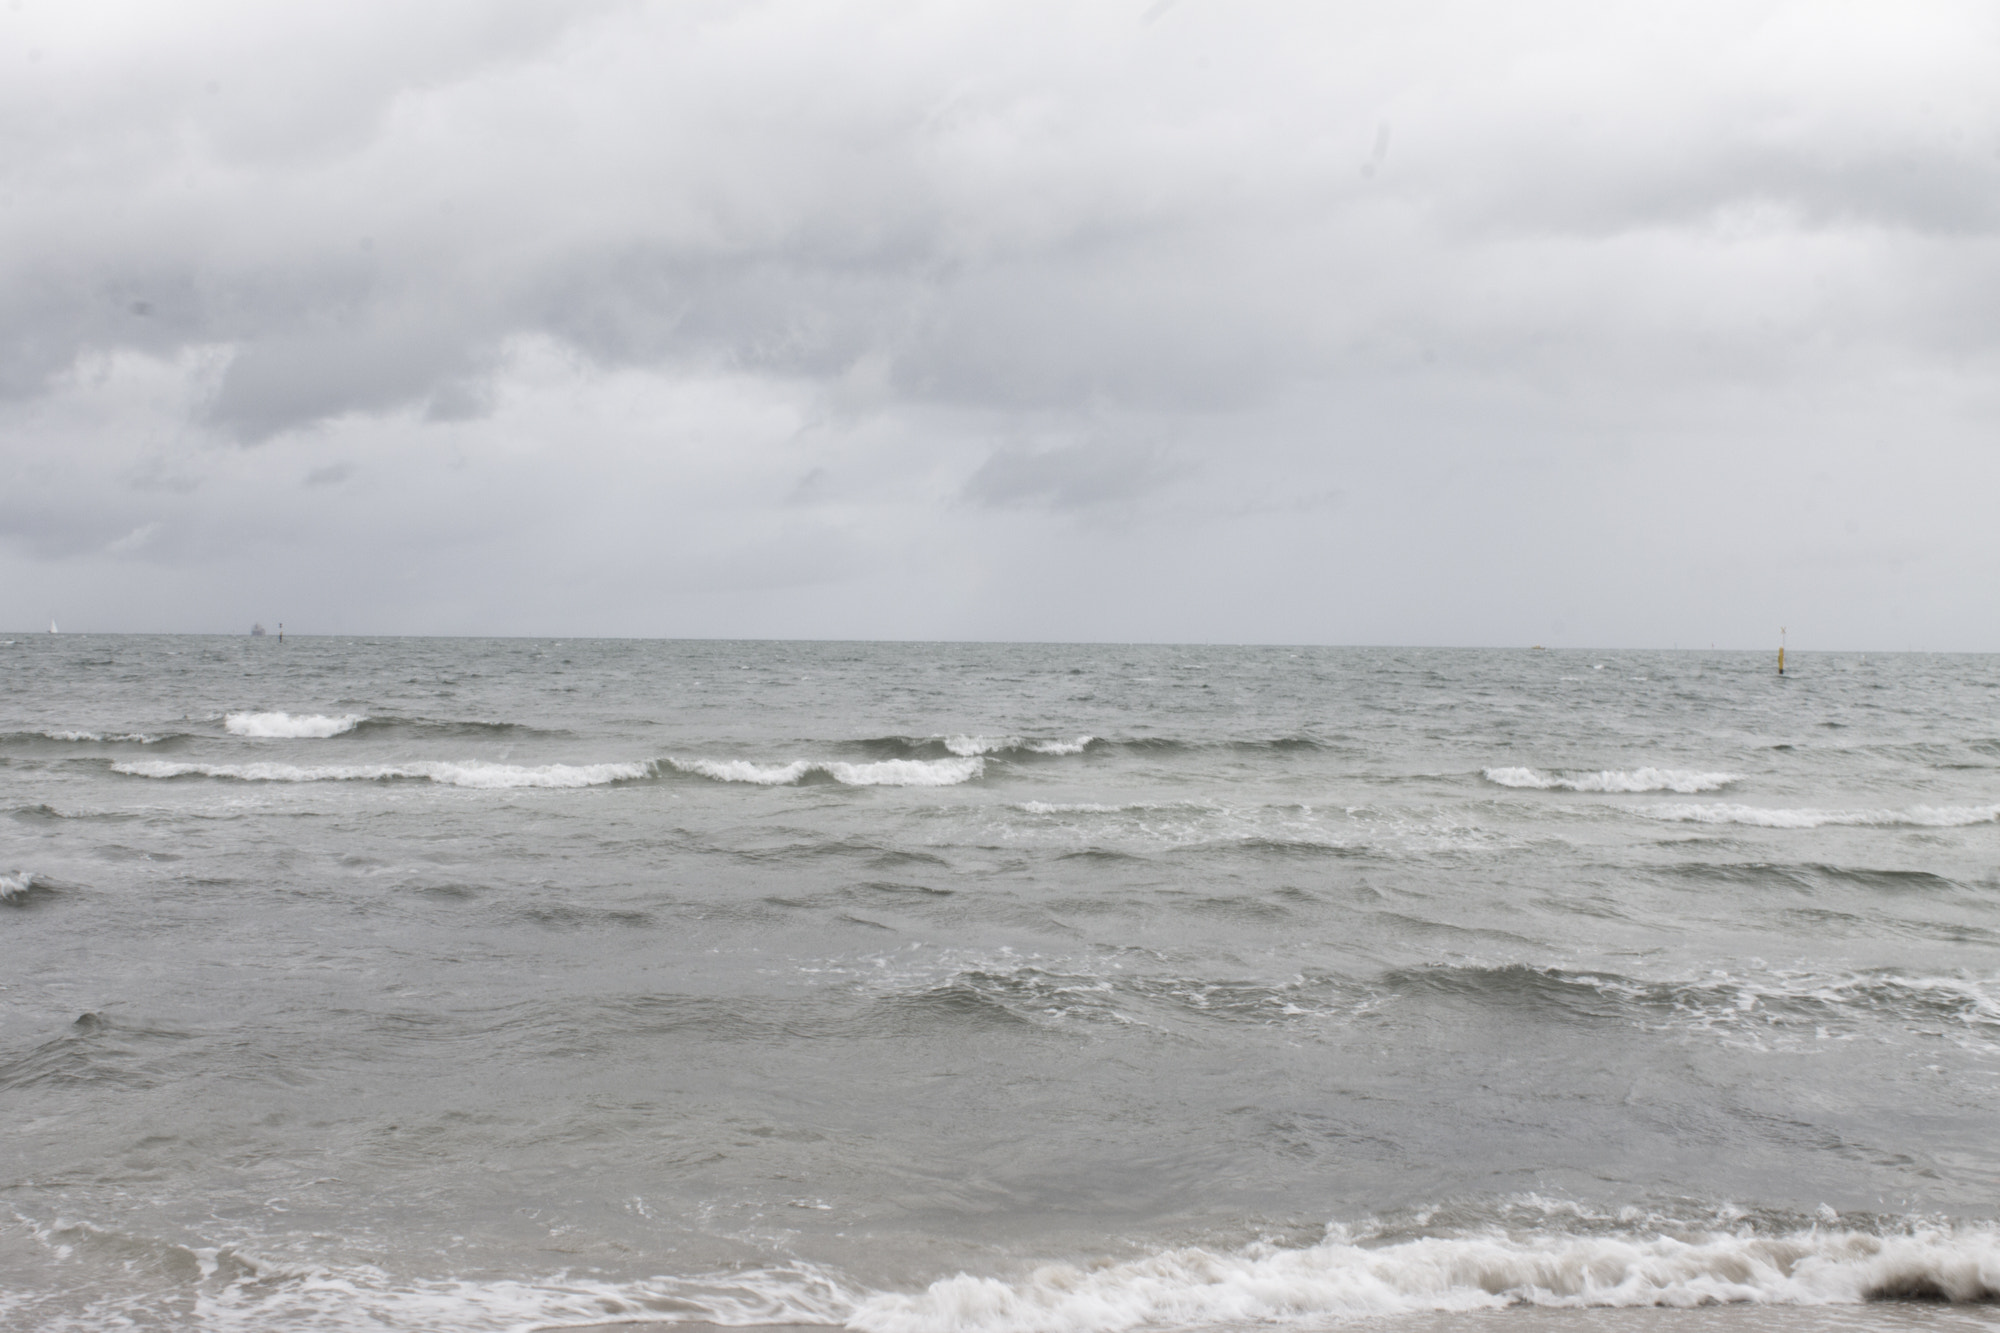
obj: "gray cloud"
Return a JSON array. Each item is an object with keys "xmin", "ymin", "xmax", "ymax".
[
  {"xmin": 963, "ymin": 440, "xmax": 1184, "ymax": 510},
  {"xmin": 2, "ymin": 0, "xmax": 1997, "ymax": 645}
]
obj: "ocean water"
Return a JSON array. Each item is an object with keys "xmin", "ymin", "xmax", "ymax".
[{"xmin": 2, "ymin": 636, "xmax": 1997, "ymax": 1333}]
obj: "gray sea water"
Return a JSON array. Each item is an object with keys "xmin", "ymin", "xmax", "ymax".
[{"xmin": 2, "ymin": 636, "xmax": 1998, "ymax": 1333}]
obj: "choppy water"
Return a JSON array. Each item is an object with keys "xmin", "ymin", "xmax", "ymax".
[{"xmin": 3, "ymin": 637, "xmax": 1998, "ymax": 1333}]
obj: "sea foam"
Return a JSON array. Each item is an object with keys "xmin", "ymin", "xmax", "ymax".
[
  {"xmin": 1485, "ymin": 767, "xmax": 1737, "ymax": 793},
  {"xmin": 850, "ymin": 1226, "xmax": 2000, "ymax": 1332},
  {"xmin": 669, "ymin": 756, "xmax": 985, "ymax": 787},
  {"xmin": 1646, "ymin": 802, "xmax": 2000, "ymax": 828},
  {"xmin": 224, "ymin": 711, "xmax": 363, "ymax": 739},
  {"xmin": 113, "ymin": 760, "xmax": 649, "ymax": 788}
]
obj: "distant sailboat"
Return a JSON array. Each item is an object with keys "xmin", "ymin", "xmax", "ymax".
[{"xmin": 48, "ymin": 618, "xmax": 56, "ymax": 634}]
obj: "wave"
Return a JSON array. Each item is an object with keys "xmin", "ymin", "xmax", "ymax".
[
  {"xmin": 112, "ymin": 759, "xmax": 650, "ymax": 789},
  {"xmin": 668, "ymin": 756, "xmax": 985, "ymax": 787},
  {"xmin": 349, "ymin": 716, "xmax": 554, "ymax": 740},
  {"xmin": 1485, "ymin": 766, "xmax": 1738, "ymax": 793},
  {"xmin": 224, "ymin": 711, "xmax": 362, "ymax": 738},
  {"xmin": 851, "ymin": 1225, "xmax": 2000, "ymax": 1330},
  {"xmin": 1383, "ymin": 963, "xmax": 2000, "ymax": 1049},
  {"xmin": 1, "ymin": 870, "xmax": 51, "ymax": 905},
  {"xmin": 1647, "ymin": 802, "xmax": 2000, "ymax": 828},
  {"xmin": 1, "ymin": 729, "xmax": 172, "ymax": 745},
  {"xmin": 5, "ymin": 1213, "xmax": 858, "ymax": 1332},
  {"xmin": 944, "ymin": 734, "xmax": 1095, "ymax": 757},
  {"xmin": 10, "ymin": 1205, "xmax": 1998, "ymax": 1332}
]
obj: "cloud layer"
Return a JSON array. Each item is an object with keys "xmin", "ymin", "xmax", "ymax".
[{"xmin": 3, "ymin": 0, "xmax": 1997, "ymax": 644}]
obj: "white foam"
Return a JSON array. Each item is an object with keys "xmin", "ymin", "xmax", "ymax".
[
  {"xmin": 41, "ymin": 729, "xmax": 164, "ymax": 743},
  {"xmin": 669, "ymin": 756, "xmax": 985, "ymax": 787},
  {"xmin": 112, "ymin": 760, "xmax": 650, "ymax": 788},
  {"xmin": 0, "ymin": 871, "xmax": 37, "ymax": 902},
  {"xmin": 224, "ymin": 711, "xmax": 363, "ymax": 739},
  {"xmin": 1485, "ymin": 767, "xmax": 1738, "ymax": 793},
  {"xmin": 945, "ymin": 735, "xmax": 1095, "ymax": 756},
  {"xmin": 1647, "ymin": 802, "xmax": 2000, "ymax": 828},
  {"xmin": 851, "ymin": 1226, "xmax": 2000, "ymax": 1332},
  {"xmin": 12, "ymin": 1214, "xmax": 2000, "ymax": 1332}
]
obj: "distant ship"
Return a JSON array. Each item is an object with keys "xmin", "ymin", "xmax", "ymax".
[{"xmin": 251, "ymin": 623, "xmax": 267, "ymax": 637}]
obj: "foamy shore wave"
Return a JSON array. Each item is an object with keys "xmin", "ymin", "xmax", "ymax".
[
  {"xmin": 1485, "ymin": 767, "xmax": 1738, "ymax": 793},
  {"xmin": 852, "ymin": 1227, "xmax": 2000, "ymax": 1331},
  {"xmin": 668, "ymin": 755, "xmax": 985, "ymax": 787},
  {"xmin": 22, "ymin": 1222, "xmax": 1999, "ymax": 1332},
  {"xmin": 225, "ymin": 711, "xmax": 363, "ymax": 739}
]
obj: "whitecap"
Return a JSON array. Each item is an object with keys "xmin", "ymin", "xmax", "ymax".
[
  {"xmin": 669, "ymin": 756, "xmax": 984, "ymax": 787},
  {"xmin": 113, "ymin": 759, "xmax": 651, "ymax": 788},
  {"xmin": 224, "ymin": 711, "xmax": 363, "ymax": 739},
  {"xmin": 1646, "ymin": 802, "xmax": 2000, "ymax": 828},
  {"xmin": 1, "ymin": 870, "xmax": 39, "ymax": 903},
  {"xmin": 1485, "ymin": 767, "xmax": 1737, "ymax": 793}
]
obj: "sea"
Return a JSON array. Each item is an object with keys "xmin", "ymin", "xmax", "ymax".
[{"xmin": 2, "ymin": 636, "xmax": 1997, "ymax": 1333}]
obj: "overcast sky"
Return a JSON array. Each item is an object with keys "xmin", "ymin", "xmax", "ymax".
[{"xmin": 2, "ymin": 0, "xmax": 1995, "ymax": 647}]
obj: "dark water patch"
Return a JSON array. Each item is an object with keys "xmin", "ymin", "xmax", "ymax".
[
  {"xmin": 1810, "ymin": 865, "xmax": 1964, "ymax": 894},
  {"xmin": 1374, "ymin": 963, "xmax": 2000, "ymax": 1043},
  {"xmin": 512, "ymin": 904, "xmax": 657, "ymax": 930},
  {"xmin": 836, "ymin": 912, "xmax": 896, "ymax": 931},
  {"xmin": 1655, "ymin": 862, "xmax": 1818, "ymax": 891},
  {"xmin": 1657, "ymin": 862, "xmax": 1964, "ymax": 896},
  {"xmin": 870, "ymin": 849, "xmax": 952, "ymax": 870},
  {"xmin": 1379, "ymin": 963, "xmax": 1635, "ymax": 1023},
  {"xmin": 853, "ymin": 881, "xmax": 954, "ymax": 898},
  {"xmin": 350, "ymin": 716, "xmax": 565, "ymax": 741},
  {"xmin": 890, "ymin": 978, "xmax": 1046, "ymax": 1030},
  {"xmin": 0, "ymin": 1013, "xmax": 190, "ymax": 1093},
  {"xmin": 1866, "ymin": 1274, "xmax": 2000, "ymax": 1303},
  {"xmin": 1193, "ymin": 837, "xmax": 1366, "ymax": 860},
  {"xmin": 1227, "ymin": 736, "xmax": 1328, "ymax": 754},
  {"xmin": 1180, "ymin": 894, "xmax": 1294, "ymax": 922},
  {"xmin": 94, "ymin": 843, "xmax": 183, "ymax": 864},
  {"xmin": 1056, "ymin": 847, "xmax": 1150, "ymax": 864}
]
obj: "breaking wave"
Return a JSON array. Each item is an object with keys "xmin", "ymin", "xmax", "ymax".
[
  {"xmin": 111, "ymin": 760, "xmax": 649, "ymax": 789},
  {"xmin": 851, "ymin": 1224, "xmax": 2000, "ymax": 1331},
  {"xmin": 1646, "ymin": 802, "xmax": 2000, "ymax": 828},
  {"xmin": 1, "ymin": 870, "xmax": 47, "ymax": 905},
  {"xmin": 667, "ymin": 756, "xmax": 985, "ymax": 787},
  {"xmin": 1485, "ymin": 767, "xmax": 1738, "ymax": 793},
  {"xmin": 224, "ymin": 711, "xmax": 363, "ymax": 739},
  {"xmin": 11, "ymin": 1214, "xmax": 1999, "ymax": 1333}
]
